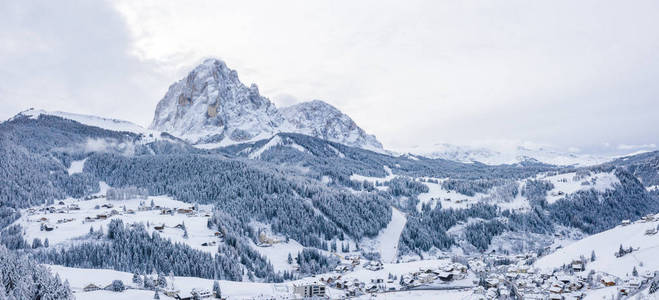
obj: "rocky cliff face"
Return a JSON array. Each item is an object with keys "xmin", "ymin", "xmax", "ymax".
[
  {"xmin": 150, "ymin": 58, "xmax": 383, "ymax": 150},
  {"xmin": 280, "ymin": 100, "xmax": 382, "ymax": 151}
]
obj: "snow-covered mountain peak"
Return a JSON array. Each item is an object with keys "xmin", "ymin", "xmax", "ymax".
[
  {"xmin": 150, "ymin": 58, "xmax": 383, "ymax": 150},
  {"xmin": 280, "ymin": 100, "xmax": 383, "ymax": 151}
]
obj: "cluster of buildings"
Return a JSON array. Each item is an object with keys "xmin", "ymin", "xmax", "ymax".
[
  {"xmin": 29, "ymin": 201, "xmax": 85, "ymax": 232},
  {"xmin": 464, "ymin": 250, "xmax": 659, "ymax": 300},
  {"xmin": 296, "ymin": 260, "xmax": 470, "ymax": 299},
  {"xmin": 399, "ymin": 262, "xmax": 468, "ymax": 288},
  {"xmin": 333, "ymin": 254, "xmax": 361, "ymax": 273}
]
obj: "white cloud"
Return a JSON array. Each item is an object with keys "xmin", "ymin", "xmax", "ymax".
[{"xmin": 617, "ymin": 144, "xmax": 657, "ymax": 151}]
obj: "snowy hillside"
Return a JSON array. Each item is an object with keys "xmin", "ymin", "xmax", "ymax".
[
  {"xmin": 535, "ymin": 215, "xmax": 659, "ymax": 278},
  {"xmin": 19, "ymin": 108, "xmax": 151, "ymax": 135},
  {"xmin": 2, "ymin": 103, "xmax": 659, "ymax": 300},
  {"xmin": 537, "ymin": 170, "xmax": 620, "ymax": 204},
  {"xmin": 150, "ymin": 58, "xmax": 383, "ymax": 151},
  {"xmin": 16, "ymin": 194, "xmax": 219, "ymax": 254},
  {"xmin": 280, "ymin": 100, "xmax": 382, "ymax": 152}
]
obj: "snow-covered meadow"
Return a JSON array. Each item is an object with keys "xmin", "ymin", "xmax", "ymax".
[{"xmin": 535, "ymin": 214, "xmax": 659, "ymax": 278}]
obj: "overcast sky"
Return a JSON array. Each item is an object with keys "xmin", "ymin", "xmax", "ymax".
[{"xmin": 1, "ymin": 0, "xmax": 658, "ymax": 154}]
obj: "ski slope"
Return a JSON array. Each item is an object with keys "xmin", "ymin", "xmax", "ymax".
[{"xmin": 361, "ymin": 207, "xmax": 407, "ymax": 263}]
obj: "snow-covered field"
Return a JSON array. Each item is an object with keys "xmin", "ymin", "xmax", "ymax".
[
  {"xmin": 16, "ymin": 195, "xmax": 219, "ymax": 253},
  {"xmin": 49, "ymin": 258, "xmax": 472, "ymax": 299},
  {"xmin": 539, "ymin": 171, "xmax": 620, "ymax": 204},
  {"xmin": 48, "ymin": 265, "xmax": 283, "ymax": 300},
  {"xmin": 67, "ymin": 158, "xmax": 87, "ymax": 175},
  {"xmin": 535, "ymin": 215, "xmax": 659, "ymax": 278},
  {"xmin": 350, "ymin": 166, "xmax": 397, "ymax": 189},
  {"xmin": 416, "ymin": 178, "xmax": 480, "ymax": 211},
  {"xmin": 250, "ymin": 238, "xmax": 304, "ymax": 272}
]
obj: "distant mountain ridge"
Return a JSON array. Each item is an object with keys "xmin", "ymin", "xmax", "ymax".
[
  {"xmin": 149, "ymin": 58, "xmax": 382, "ymax": 151},
  {"xmin": 398, "ymin": 142, "xmax": 614, "ymax": 166}
]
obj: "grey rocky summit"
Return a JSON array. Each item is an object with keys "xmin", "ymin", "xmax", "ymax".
[{"xmin": 150, "ymin": 58, "xmax": 382, "ymax": 150}]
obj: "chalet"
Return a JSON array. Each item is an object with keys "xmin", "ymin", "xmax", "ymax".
[
  {"xmin": 293, "ymin": 283, "xmax": 326, "ymax": 298},
  {"xmin": 201, "ymin": 241, "xmax": 216, "ymax": 247},
  {"xmin": 418, "ymin": 273, "xmax": 436, "ymax": 284},
  {"xmin": 601, "ymin": 276, "xmax": 616, "ymax": 286},
  {"xmin": 57, "ymin": 218, "xmax": 75, "ymax": 224},
  {"xmin": 621, "ymin": 220, "xmax": 631, "ymax": 226},
  {"xmin": 154, "ymin": 224, "xmax": 166, "ymax": 231},
  {"xmin": 39, "ymin": 217, "xmax": 49, "ymax": 222},
  {"xmin": 83, "ymin": 283, "xmax": 101, "ymax": 292},
  {"xmin": 335, "ymin": 280, "xmax": 350, "ymax": 289},
  {"xmin": 69, "ymin": 204, "xmax": 80, "ymax": 210},
  {"xmin": 437, "ymin": 271, "xmax": 453, "ymax": 282},
  {"xmin": 178, "ymin": 289, "xmax": 213, "ymax": 299},
  {"xmin": 365, "ymin": 284, "xmax": 379, "ymax": 293},
  {"xmin": 364, "ymin": 261, "xmax": 383, "ymax": 271},
  {"xmin": 626, "ymin": 277, "xmax": 643, "ymax": 288},
  {"xmin": 485, "ymin": 278, "xmax": 499, "ymax": 288},
  {"xmin": 96, "ymin": 214, "xmax": 108, "ymax": 220},
  {"xmin": 548, "ymin": 283, "xmax": 564, "ymax": 294},
  {"xmin": 567, "ymin": 281, "xmax": 584, "ymax": 291},
  {"xmin": 84, "ymin": 216, "xmax": 96, "ymax": 222},
  {"xmin": 645, "ymin": 228, "xmax": 658, "ymax": 235},
  {"xmin": 58, "ymin": 201, "xmax": 65, "ymax": 205},
  {"xmin": 334, "ymin": 264, "xmax": 352, "ymax": 273},
  {"xmin": 43, "ymin": 224, "xmax": 55, "ymax": 232},
  {"xmin": 571, "ymin": 260, "xmax": 585, "ymax": 272},
  {"xmin": 126, "ymin": 209, "xmax": 135, "ymax": 214},
  {"xmin": 177, "ymin": 208, "xmax": 194, "ymax": 214},
  {"xmin": 101, "ymin": 203, "xmax": 114, "ymax": 209},
  {"xmin": 370, "ymin": 278, "xmax": 384, "ymax": 284},
  {"xmin": 160, "ymin": 209, "xmax": 173, "ymax": 215}
]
